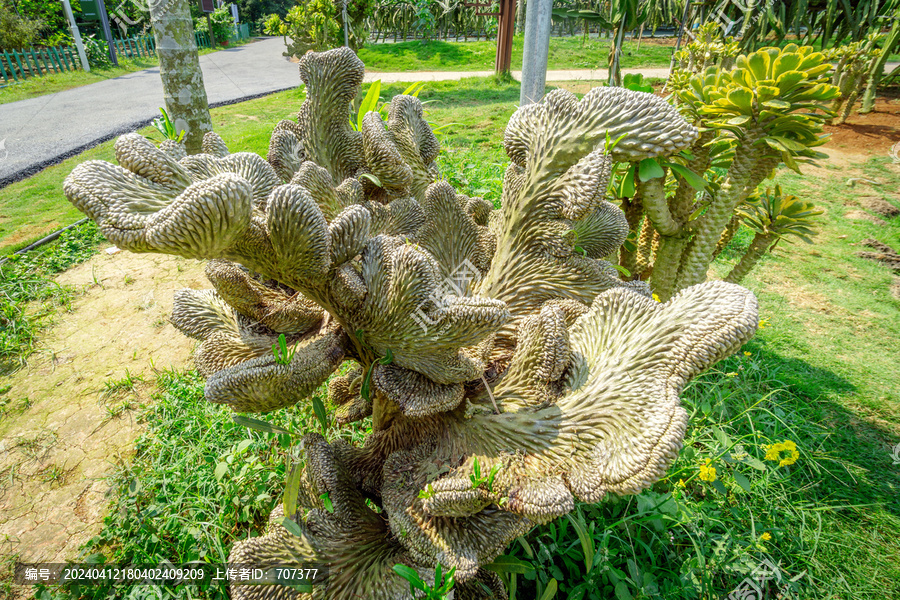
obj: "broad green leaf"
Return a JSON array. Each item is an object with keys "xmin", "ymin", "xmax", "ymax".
[
  {"xmin": 431, "ymin": 122, "xmax": 461, "ymax": 134},
  {"xmin": 380, "ymin": 348, "xmax": 394, "ymax": 365},
  {"xmin": 280, "ymin": 516, "xmax": 305, "ymax": 538},
  {"xmin": 320, "ymin": 491, "xmax": 334, "ymax": 513},
  {"xmin": 775, "ymin": 70, "xmax": 806, "ymax": 94},
  {"xmin": 619, "ymin": 163, "xmax": 636, "ymax": 197},
  {"xmin": 401, "ymin": 81, "xmax": 425, "ymax": 97},
  {"xmin": 392, "ymin": 565, "xmax": 427, "ymax": 591},
  {"xmin": 283, "ymin": 462, "xmax": 302, "ymax": 517},
  {"xmin": 360, "ymin": 173, "xmax": 382, "ymax": 187},
  {"xmin": 710, "ymin": 425, "xmax": 730, "ymax": 448},
  {"xmin": 747, "ymin": 51, "xmax": 771, "ymax": 81},
  {"xmin": 772, "ymin": 52, "xmax": 802, "ymax": 76},
  {"xmin": 614, "ymin": 581, "xmax": 633, "ymax": 600},
  {"xmin": 567, "ymin": 514, "xmax": 594, "ymax": 575},
  {"xmin": 763, "ymin": 137, "xmax": 790, "ymax": 153},
  {"xmin": 232, "ymin": 415, "xmax": 295, "ymax": 437},
  {"xmin": 312, "ymin": 396, "xmax": 328, "ymax": 433},
  {"xmin": 483, "ymin": 555, "xmax": 535, "ymax": 574},
  {"xmin": 638, "ymin": 158, "xmax": 665, "ymax": 181},
  {"xmin": 733, "ymin": 471, "xmax": 752, "ymax": 493},
  {"xmin": 612, "ymin": 264, "xmax": 631, "ymax": 278},
  {"xmin": 539, "ymin": 578, "xmax": 559, "ymax": 600},
  {"xmin": 769, "ymin": 135, "xmax": 809, "ymax": 152},
  {"xmin": 214, "ymin": 461, "xmax": 228, "ymax": 482},
  {"xmin": 726, "ymin": 88, "xmax": 753, "ymax": 113},
  {"xmin": 517, "ymin": 536, "xmax": 535, "ymax": 559},
  {"xmin": 358, "ymin": 80, "xmax": 381, "ymax": 131},
  {"xmin": 668, "ymin": 163, "xmax": 707, "ymax": 191},
  {"xmin": 763, "ymin": 99, "xmax": 791, "ymax": 110}
]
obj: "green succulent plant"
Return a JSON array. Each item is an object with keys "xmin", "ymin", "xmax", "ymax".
[
  {"xmin": 662, "ymin": 43, "xmax": 838, "ymax": 294},
  {"xmin": 682, "ymin": 44, "xmax": 838, "ymax": 172},
  {"xmin": 725, "ymin": 185, "xmax": 823, "ymax": 283},
  {"xmin": 824, "ymin": 34, "xmax": 884, "ymax": 124}
]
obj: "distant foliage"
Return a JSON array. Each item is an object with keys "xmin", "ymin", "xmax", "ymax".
[
  {"xmin": 0, "ymin": 2, "xmax": 43, "ymax": 49},
  {"xmin": 195, "ymin": 2, "xmax": 239, "ymax": 45},
  {"xmin": 266, "ymin": 0, "xmax": 373, "ymax": 55},
  {"xmin": 83, "ymin": 33, "xmax": 112, "ymax": 68}
]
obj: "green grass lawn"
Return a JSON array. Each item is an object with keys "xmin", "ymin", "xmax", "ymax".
[
  {"xmin": 2, "ymin": 76, "xmax": 898, "ymax": 599},
  {"xmin": 0, "ymin": 42, "xmax": 248, "ymax": 105},
  {"xmin": 0, "ymin": 85, "xmax": 306, "ymax": 254},
  {"xmin": 359, "ymin": 35, "xmax": 675, "ymax": 72}
]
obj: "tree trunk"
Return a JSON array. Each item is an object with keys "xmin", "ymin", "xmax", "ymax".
[
  {"xmin": 149, "ymin": 0, "xmax": 212, "ymax": 155},
  {"xmin": 517, "ymin": 0, "xmax": 526, "ymax": 35},
  {"xmin": 647, "ymin": 130, "xmax": 712, "ymax": 300},
  {"xmin": 724, "ymin": 233, "xmax": 776, "ymax": 283}
]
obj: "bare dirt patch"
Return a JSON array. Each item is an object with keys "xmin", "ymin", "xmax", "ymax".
[
  {"xmin": 822, "ymin": 95, "xmax": 900, "ymax": 158},
  {"xmin": 0, "ymin": 249, "xmax": 205, "ymax": 564},
  {"xmin": 856, "ymin": 239, "xmax": 900, "ymax": 273},
  {"xmin": 844, "ymin": 209, "xmax": 888, "ymax": 226},
  {"xmin": 859, "ymin": 196, "xmax": 900, "ymax": 219}
]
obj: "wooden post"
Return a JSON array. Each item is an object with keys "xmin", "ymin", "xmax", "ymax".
[{"xmin": 495, "ymin": 0, "xmax": 516, "ymax": 75}]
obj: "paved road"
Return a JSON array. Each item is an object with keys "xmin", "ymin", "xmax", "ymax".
[
  {"xmin": 1, "ymin": 35, "xmax": 896, "ymax": 188},
  {"xmin": 0, "ymin": 37, "xmax": 302, "ymax": 187}
]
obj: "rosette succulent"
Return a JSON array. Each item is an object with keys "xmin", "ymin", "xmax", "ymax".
[{"xmin": 63, "ymin": 48, "xmax": 759, "ymax": 599}]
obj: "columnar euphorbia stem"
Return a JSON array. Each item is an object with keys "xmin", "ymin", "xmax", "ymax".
[
  {"xmin": 725, "ymin": 232, "xmax": 776, "ymax": 284},
  {"xmin": 675, "ymin": 129, "xmax": 773, "ymax": 291}
]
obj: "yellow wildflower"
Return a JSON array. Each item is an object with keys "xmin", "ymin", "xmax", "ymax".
[
  {"xmin": 698, "ymin": 460, "xmax": 717, "ymax": 482},
  {"xmin": 652, "ymin": 293, "xmax": 661, "ymax": 302},
  {"xmin": 743, "ymin": 351, "xmax": 752, "ymax": 357},
  {"xmin": 758, "ymin": 318, "xmax": 769, "ymax": 329},
  {"xmin": 676, "ymin": 479, "xmax": 686, "ymax": 488},
  {"xmin": 726, "ymin": 372, "xmax": 738, "ymax": 378},
  {"xmin": 764, "ymin": 440, "xmax": 800, "ymax": 467},
  {"xmin": 759, "ymin": 532, "xmax": 772, "ymax": 541}
]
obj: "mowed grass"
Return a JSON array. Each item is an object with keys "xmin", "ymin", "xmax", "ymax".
[
  {"xmin": 1, "ymin": 76, "xmax": 561, "ymax": 253},
  {"xmin": 0, "ymin": 85, "xmax": 307, "ymax": 254},
  {"xmin": 713, "ymin": 158, "xmax": 900, "ymax": 423},
  {"xmin": 0, "ymin": 56, "xmax": 161, "ymax": 105},
  {"xmin": 359, "ymin": 35, "xmax": 675, "ymax": 72},
  {"xmin": 0, "ymin": 43, "xmax": 248, "ymax": 105}
]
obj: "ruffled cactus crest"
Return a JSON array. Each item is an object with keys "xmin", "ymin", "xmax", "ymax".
[{"xmin": 63, "ymin": 48, "xmax": 759, "ymax": 599}]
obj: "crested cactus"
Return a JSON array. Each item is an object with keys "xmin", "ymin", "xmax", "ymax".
[{"xmin": 63, "ymin": 48, "xmax": 760, "ymax": 599}]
